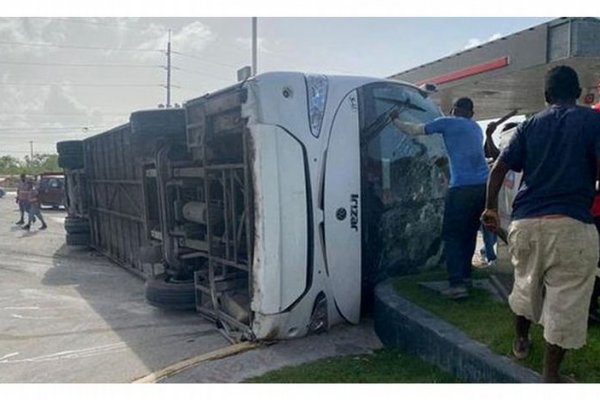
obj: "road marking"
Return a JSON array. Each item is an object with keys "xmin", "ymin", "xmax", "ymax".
[
  {"xmin": 3, "ymin": 306, "xmax": 40, "ymax": 310},
  {"xmin": 0, "ymin": 353, "xmax": 19, "ymax": 361},
  {"xmin": 10, "ymin": 313, "xmax": 56, "ymax": 320},
  {"xmin": 132, "ymin": 341, "xmax": 259, "ymax": 383},
  {"xmin": 0, "ymin": 343, "xmax": 127, "ymax": 364}
]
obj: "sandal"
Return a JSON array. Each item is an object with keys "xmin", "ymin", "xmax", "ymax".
[{"xmin": 512, "ymin": 336, "xmax": 532, "ymax": 360}]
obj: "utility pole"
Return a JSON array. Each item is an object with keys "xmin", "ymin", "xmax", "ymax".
[
  {"xmin": 166, "ymin": 29, "xmax": 172, "ymax": 108},
  {"xmin": 252, "ymin": 17, "xmax": 258, "ymax": 76},
  {"xmin": 29, "ymin": 140, "xmax": 34, "ymax": 159}
]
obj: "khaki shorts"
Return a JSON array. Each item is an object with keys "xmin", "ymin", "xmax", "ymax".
[{"xmin": 508, "ymin": 217, "xmax": 598, "ymax": 349}]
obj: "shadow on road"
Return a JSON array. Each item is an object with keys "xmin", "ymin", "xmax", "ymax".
[
  {"xmin": 40, "ymin": 207, "xmax": 67, "ymax": 214},
  {"xmin": 37, "ymin": 243, "xmax": 226, "ymax": 381}
]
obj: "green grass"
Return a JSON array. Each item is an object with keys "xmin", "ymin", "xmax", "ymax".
[
  {"xmin": 245, "ymin": 269, "xmax": 600, "ymax": 383},
  {"xmin": 245, "ymin": 348, "xmax": 460, "ymax": 383},
  {"xmin": 393, "ymin": 270, "xmax": 600, "ymax": 383}
]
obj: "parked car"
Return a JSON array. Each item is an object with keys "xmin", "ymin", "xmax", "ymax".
[{"xmin": 38, "ymin": 172, "xmax": 65, "ymax": 208}]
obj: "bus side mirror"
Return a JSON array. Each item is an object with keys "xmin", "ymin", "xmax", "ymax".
[{"xmin": 419, "ymin": 83, "xmax": 438, "ymax": 96}]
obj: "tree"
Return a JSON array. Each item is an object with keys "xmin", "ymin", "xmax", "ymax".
[
  {"xmin": 0, "ymin": 153, "xmax": 60, "ymax": 175},
  {"xmin": 24, "ymin": 153, "xmax": 60, "ymax": 175},
  {"xmin": 0, "ymin": 155, "xmax": 23, "ymax": 174}
]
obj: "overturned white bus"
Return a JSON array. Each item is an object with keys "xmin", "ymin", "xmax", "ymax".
[{"xmin": 59, "ymin": 72, "xmax": 449, "ymax": 341}]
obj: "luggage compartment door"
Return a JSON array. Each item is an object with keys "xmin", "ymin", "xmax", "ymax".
[{"xmin": 323, "ymin": 90, "xmax": 361, "ymax": 324}]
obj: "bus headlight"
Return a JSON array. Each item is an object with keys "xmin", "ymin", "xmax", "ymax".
[{"xmin": 305, "ymin": 74, "xmax": 328, "ymax": 138}]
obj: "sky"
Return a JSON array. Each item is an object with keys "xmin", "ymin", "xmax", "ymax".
[{"xmin": 0, "ymin": 16, "xmax": 560, "ymax": 158}]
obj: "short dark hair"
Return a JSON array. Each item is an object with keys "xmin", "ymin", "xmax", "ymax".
[
  {"xmin": 544, "ymin": 65, "xmax": 581, "ymax": 103},
  {"xmin": 453, "ymin": 97, "xmax": 474, "ymax": 112}
]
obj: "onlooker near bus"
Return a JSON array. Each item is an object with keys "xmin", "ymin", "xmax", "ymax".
[
  {"xmin": 482, "ymin": 65, "xmax": 600, "ymax": 383},
  {"xmin": 22, "ymin": 179, "xmax": 47, "ymax": 231},
  {"xmin": 391, "ymin": 97, "xmax": 489, "ymax": 299},
  {"xmin": 478, "ymin": 121, "xmax": 520, "ymax": 267}
]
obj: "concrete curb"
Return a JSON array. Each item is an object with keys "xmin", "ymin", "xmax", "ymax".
[{"xmin": 374, "ymin": 279, "xmax": 541, "ymax": 383}]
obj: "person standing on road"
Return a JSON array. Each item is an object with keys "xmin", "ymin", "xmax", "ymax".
[
  {"xmin": 482, "ymin": 65, "xmax": 600, "ymax": 383},
  {"xmin": 22, "ymin": 178, "xmax": 47, "ymax": 231},
  {"xmin": 391, "ymin": 97, "xmax": 489, "ymax": 299},
  {"xmin": 15, "ymin": 174, "xmax": 28, "ymax": 225}
]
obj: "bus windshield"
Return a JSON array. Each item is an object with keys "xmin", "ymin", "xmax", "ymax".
[{"xmin": 357, "ymin": 81, "xmax": 448, "ymax": 284}]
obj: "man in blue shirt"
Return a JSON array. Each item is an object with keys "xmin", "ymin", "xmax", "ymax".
[
  {"xmin": 482, "ymin": 65, "xmax": 600, "ymax": 383},
  {"xmin": 392, "ymin": 97, "xmax": 489, "ymax": 299}
]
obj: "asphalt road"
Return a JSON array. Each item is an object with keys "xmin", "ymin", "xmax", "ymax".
[
  {"xmin": 0, "ymin": 192, "xmax": 383, "ymax": 383},
  {"xmin": 0, "ymin": 192, "xmax": 229, "ymax": 383}
]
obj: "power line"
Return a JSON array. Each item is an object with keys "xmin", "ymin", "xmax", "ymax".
[
  {"xmin": 0, "ymin": 40, "xmax": 162, "ymax": 53},
  {"xmin": 0, "ymin": 82, "xmax": 163, "ymax": 88},
  {"xmin": 0, "ymin": 112, "xmax": 127, "ymax": 116},
  {"xmin": 171, "ymin": 50, "xmax": 238, "ymax": 69},
  {"xmin": 0, "ymin": 60, "xmax": 163, "ymax": 69},
  {"xmin": 0, "ymin": 133, "xmax": 106, "ymax": 137},
  {"xmin": 42, "ymin": 17, "xmax": 155, "ymax": 32},
  {"xmin": 173, "ymin": 47, "xmax": 292, "ymax": 68},
  {"xmin": 1, "ymin": 150, "xmax": 47, "ymax": 154},
  {"xmin": 0, "ymin": 126, "xmax": 112, "ymax": 131},
  {"xmin": 0, "ymin": 117, "xmax": 125, "ymax": 124},
  {"xmin": 173, "ymin": 87, "xmax": 205, "ymax": 94},
  {"xmin": 0, "ymin": 134, "xmax": 106, "ymax": 138},
  {"xmin": 172, "ymin": 66, "xmax": 233, "ymax": 82},
  {"xmin": 0, "ymin": 133, "xmax": 108, "ymax": 137}
]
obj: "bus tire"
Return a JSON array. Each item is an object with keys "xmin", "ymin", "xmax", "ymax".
[
  {"xmin": 66, "ymin": 232, "xmax": 90, "ymax": 246},
  {"xmin": 57, "ymin": 140, "xmax": 83, "ymax": 156},
  {"xmin": 130, "ymin": 109, "xmax": 186, "ymax": 140},
  {"xmin": 144, "ymin": 273, "xmax": 196, "ymax": 311},
  {"xmin": 64, "ymin": 217, "xmax": 90, "ymax": 234},
  {"xmin": 58, "ymin": 154, "xmax": 84, "ymax": 170}
]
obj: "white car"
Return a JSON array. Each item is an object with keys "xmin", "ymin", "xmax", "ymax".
[{"xmin": 497, "ymin": 126, "xmax": 522, "ymax": 231}]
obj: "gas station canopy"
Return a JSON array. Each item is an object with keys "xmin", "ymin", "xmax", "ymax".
[{"xmin": 389, "ymin": 17, "xmax": 600, "ymax": 120}]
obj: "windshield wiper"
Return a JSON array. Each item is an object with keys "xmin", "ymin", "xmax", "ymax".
[
  {"xmin": 376, "ymin": 96, "xmax": 426, "ymax": 113},
  {"xmin": 361, "ymin": 104, "xmax": 397, "ymax": 145},
  {"xmin": 362, "ymin": 96, "xmax": 428, "ymax": 145}
]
